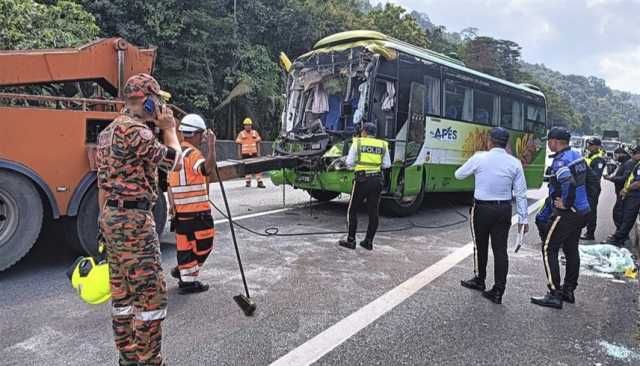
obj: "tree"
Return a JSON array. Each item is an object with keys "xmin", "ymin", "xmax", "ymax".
[
  {"xmin": 0, "ymin": 0, "xmax": 99, "ymax": 49},
  {"xmin": 364, "ymin": 3, "xmax": 427, "ymax": 48}
]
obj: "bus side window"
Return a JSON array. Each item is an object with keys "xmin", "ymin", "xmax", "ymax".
[
  {"xmin": 473, "ymin": 90, "xmax": 498, "ymax": 126},
  {"xmin": 444, "ymin": 79, "xmax": 473, "ymax": 122},
  {"xmin": 501, "ymin": 97, "xmax": 524, "ymax": 130},
  {"xmin": 525, "ymin": 104, "xmax": 546, "ymax": 135},
  {"xmin": 371, "ymin": 79, "xmax": 396, "ymax": 139},
  {"xmin": 425, "ymin": 75, "xmax": 441, "ymax": 116}
]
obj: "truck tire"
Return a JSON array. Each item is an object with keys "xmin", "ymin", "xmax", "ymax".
[
  {"xmin": 68, "ymin": 184, "xmax": 168, "ymax": 256},
  {"xmin": 381, "ymin": 186, "xmax": 425, "ymax": 217},
  {"xmin": 307, "ymin": 189, "xmax": 340, "ymax": 202},
  {"xmin": 0, "ymin": 171, "xmax": 43, "ymax": 271}
]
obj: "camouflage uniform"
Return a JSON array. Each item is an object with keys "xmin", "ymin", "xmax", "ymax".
[{"xmin": 97, "ymin": 74, "xmax": 177, "ymax": 366}]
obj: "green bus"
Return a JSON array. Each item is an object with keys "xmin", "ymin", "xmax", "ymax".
[{"xmin": 271, "ymin": 31, "xmax": 548, "ymax": 216}]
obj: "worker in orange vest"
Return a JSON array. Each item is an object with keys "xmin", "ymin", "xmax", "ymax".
[
  {"xmin": 235, "ymin": 117, "xmax": 265, "ymax": 188},
  {"xmin": 168, "ymin": 114, "xmax": 217, "ymax": 294}
]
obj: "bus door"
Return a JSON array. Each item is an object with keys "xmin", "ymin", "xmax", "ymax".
[
  {"xmin": 394, "ymin": 81, "xmax": 427, "ymax": 198},
  {"xmin": 369, "ymin": 76, "xmax": 398, "ymax": 194}
]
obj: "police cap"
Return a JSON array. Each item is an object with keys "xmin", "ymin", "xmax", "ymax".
[
  {"xmin": 631, "ymin": 145, "xmax": 640, "ymax": 155},
  {"xmin": 489, "ymin": 127, "xmax": 509, "ymax": 145},
  {"xmin": 547, "ymin": 127, "xmax": 571, "ymax": 141},
  {"xmin": 586, "ymin": 137, "xmax": 602, "ymax": 146},
  {"xmin": 363, "ymin": 122, "xmax": 377, "ymax": 136}
]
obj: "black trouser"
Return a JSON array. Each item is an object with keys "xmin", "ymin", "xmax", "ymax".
[
  {"xmin": 612, "ymin": 194, "xmax": 624, "ymax": 230},
  {"xmin": 543, "ymin": 211, "xmax": 585, "ymax": 292},
  {"xmin": 584, "ymin": 188, "xmax": 601, "ymax": 236},
  {"xmin": 347, "ymin": 174, "xmax": 383, "ymax": 242},
  {"xmin": 612, "ymin": 194, "xmax": 640, "ymax": 245},
  {"xmin": 470, "ymin": 202, "xmax": 512, "ymax": 291}
]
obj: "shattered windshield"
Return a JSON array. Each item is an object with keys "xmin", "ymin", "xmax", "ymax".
[{"xmin": 282, "ymin": 48, "xmax": 378, "ymax": 137}]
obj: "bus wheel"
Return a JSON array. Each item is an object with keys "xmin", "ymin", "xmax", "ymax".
[
  {"xmin": 68, "ymin": 185, "xmax": 168, "ymax": 256},
  {"xmin": 0, "ymin": 171, "xmax": 43, "ymax": 271},
  {"xmin": 307, "ymin": 189, "xmax": 340, "ymax": 202},
  {"xmin": 381, "ymin": 187, "xmax": 425, "ymax": 217}
]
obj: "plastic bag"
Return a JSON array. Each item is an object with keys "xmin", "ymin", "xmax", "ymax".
[{"xmin": 578, "ymin": 244, "xmax": 636, "ymax": 274}]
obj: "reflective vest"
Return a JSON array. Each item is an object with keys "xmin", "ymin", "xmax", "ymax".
[
  {"xmin": 236, "ymin": 129, "xmax": 261, "ymax": 155},
  {"xmin": 168, "ymin": 142, "xmax": 210, "ymax": 214},
  {"xmin": 624, "ymin": 161, "xmax": 640, "ymax": 190},
  {"xmin": 353, "ymin": 137, "xmax": 388, "ymax": 172},
  {"xmin": 584, "ymin": 149, "xmax": 605, "ymax": 167}
]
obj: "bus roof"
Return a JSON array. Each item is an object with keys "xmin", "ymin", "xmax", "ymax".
[{"xmin": 309, "ymin": 30, "xmax": 545, "ymax": 99}]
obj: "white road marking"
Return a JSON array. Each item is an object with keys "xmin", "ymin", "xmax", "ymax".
[
  {"xmin": 270, "ymin": 197, "xmax": 546, "ymax": 366},
  {"xmin": 215, "ymin": 207, "xmax": 291, "ymax": 225}
]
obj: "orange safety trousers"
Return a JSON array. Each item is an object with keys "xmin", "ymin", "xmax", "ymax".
[{"xmin": 175, "ymin": 214, "xmax": 215, "ymax": 282}]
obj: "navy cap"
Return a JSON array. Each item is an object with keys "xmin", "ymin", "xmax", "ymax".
[
  {"xmin": 586, "ymin": 137, "xmax": 602, "ymax": 146},
  {"xmin": 547, "ymin": 127, "xmax": 571, "ymax": 141},
  {"xmin": 489, "ymin": 127, "xmax": 509, "ymax": 145},
  {"xmin": 631, "ymin": 145, "xmax": 640, "ymax": 155},
  {"xmin": 363, "ymin": 122, "xmax": 377, "ymax": 136}
]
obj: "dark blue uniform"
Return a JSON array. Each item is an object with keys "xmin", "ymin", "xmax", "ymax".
[
  {"xmin": 609, "ymin": 157, "xmax": 635, "ymax": 230},
  {"xmin": 609, "ymin": 160, "xmax": 640, "ymax": 246},
  {"xmin": 536, "ymin": 147, "xmax": 590, "ymax": 293},
  {"xmin": 583, "ymin": 149, "xmax": 605, "ymax": 238}
]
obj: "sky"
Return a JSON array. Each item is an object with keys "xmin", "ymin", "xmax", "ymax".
[{"xmin": 377, "ymin": 0, "xmax": 640, "ymax": 94}]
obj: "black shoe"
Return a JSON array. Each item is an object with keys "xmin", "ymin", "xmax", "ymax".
[
  {"xmin": 561, "ymin": 286, "xmax": 575, "ymax": 304},
  {"xmin": 580, "ymin": 234, "xmax": 595, "ymax": 241},
  {"xmin": 171, "ymin": 266, "xmax": 180, "ymax": 280},
  {"xmin": 481, "ymin": 287, "xmax": 504, "ymax": 304},
  {"xmin": 257, "ymin": 181, "xmax": 266, "ymax": 189},
  {"xmin": 601, "ymin": 238, "xmax": 622, "ymax": 246},
  {"xmin": 178, "ymin": 281, "xmax": 209, "ymax": 294},
  {"xmin": 460, "ymin": 276, "xmax": 486, "ymax": 291},
  {"xmin": 530, "ymin": 291, "xmax": 563, "ymax": 309},
  {"xmin": 359, "ymin": 239, "xmax": 373, "ymax": 251},
  {"xmin": 338, "ymin": 239, "xmax": 356, "ymax": 250}
]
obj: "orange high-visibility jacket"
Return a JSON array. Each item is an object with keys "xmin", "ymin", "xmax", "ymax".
[
  {"xmin": 235, "ymin": 129, "xmax": 262, "ymax": 155},
  {"xmin": 168, "ymin": 142, "xmax": 210, "ymax": 214}
]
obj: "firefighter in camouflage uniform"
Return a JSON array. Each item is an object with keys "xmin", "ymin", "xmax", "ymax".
[{"xmin": 97, "ymin": 73, "xmax": 182, "ymax": 365}]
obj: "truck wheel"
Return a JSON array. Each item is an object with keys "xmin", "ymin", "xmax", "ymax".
[
  {"xmin": 381, "ymin": 186, "xmax": 425, "ymax": 217},
  {"xmin": 69, "ymin": 184, "xmax": 168, "ymax": 256},
  {"xmin": 0, "ymin": 171, "xmax": 43, "ymax": 271},
  {"xmin": 307, "ymin": 189, "xmax": 340, "ymax": 202}
]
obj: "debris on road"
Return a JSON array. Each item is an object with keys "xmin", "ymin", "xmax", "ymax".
[{"xmin": 579, "ymin": 244, "xmax": 636, "ymax": 275}]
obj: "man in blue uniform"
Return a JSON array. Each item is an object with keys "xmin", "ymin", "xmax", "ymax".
[
  {"xmin": 581, "ymin": 137, "xmax": 605, "ymax": 241},
  {"xmin": 604, "ymin": 147, "xmax": 634, "ymax": 235},
  {"xmin": 531, "ymin": 127, "xmax": 590, "ymax": 309},
  {"xmin": 602, "ymin": 145, "xmax": 640, "ymax": 247}
]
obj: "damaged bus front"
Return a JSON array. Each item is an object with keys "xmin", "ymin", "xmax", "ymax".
[{"xmin": 271, "ymin": 31, "xmax": 548, "ymax": 217}]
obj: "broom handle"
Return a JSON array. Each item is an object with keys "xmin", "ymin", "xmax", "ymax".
[{"xmin": 213, "ymin": 164, "xmax": 251, "ymax": 299}]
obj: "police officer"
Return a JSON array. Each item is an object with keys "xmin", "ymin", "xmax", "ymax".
[
  {"xmin": 531, "ymin": 127, "xmax": 590, "ymax": 309},
  {"xmin": 339, "ymin": 122, "xmax": 391, "ymax": 250},
  {"xmin": 97, "ymin": 73, "xmax": 181, "ymax": 365},
  {"xmin": 455, "ymin": 127, "xmax": 529, "ymax": 304},
  {"xmin": 168, "ymin": 114, "xmax": 217, "ymax": 294},
  {"xmin": 603, "ymin": 145, "xmax": 640, "ymax": 247},
  {"xmin": 581, "ymin": 137, "xmax": 605, "ymax": 241},
  {"xmin": 604, "ymin": 147, "xmax": 633, "ymax": 234}
]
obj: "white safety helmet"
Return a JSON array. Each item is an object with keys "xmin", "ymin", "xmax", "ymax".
[{"xmin": 179, "ymin": 114, "xmax": 207, "ymax": 134}]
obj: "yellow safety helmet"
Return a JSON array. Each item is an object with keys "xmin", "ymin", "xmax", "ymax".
[
  {"xmin": 243, "ymin": 117, "xmax": 253, "ymax": 126},
  {"xmin": 67, "ymin": 243, "xmax": 111, "ymax": 305}
]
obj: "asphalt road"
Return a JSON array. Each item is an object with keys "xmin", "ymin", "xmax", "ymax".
[{"xmin": 1, "ymin": 179, "xmax": 638, "ymax": 365}]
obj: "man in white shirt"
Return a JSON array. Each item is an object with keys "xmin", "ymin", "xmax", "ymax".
[{"xmin": 454, "ymin": 127, "xmax": 529, "ymax": 304}]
